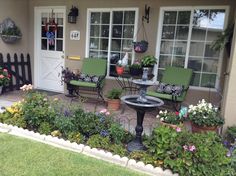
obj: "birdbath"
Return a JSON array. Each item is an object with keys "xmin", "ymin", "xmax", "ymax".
[{"xmin": 121, "ymin": 68, "xmax": 164, "ymax": 152}]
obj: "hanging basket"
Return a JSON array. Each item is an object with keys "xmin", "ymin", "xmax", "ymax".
[
  {"xmin": 133, "ymin": 40, "xmax": 148, "ymax": 53},
  {"xmin": 1, "ymin": 35, "xmax": 22, "ymax": 44}
]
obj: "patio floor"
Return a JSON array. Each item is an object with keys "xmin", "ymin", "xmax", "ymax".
[{"xmin": 0, "ymin": 90, "xmax": 160, "ymax": 135}]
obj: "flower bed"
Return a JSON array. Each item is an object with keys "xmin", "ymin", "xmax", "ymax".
[{"xmin": 0, "ymin": 85, "xmax": 235, "ymax": 176}]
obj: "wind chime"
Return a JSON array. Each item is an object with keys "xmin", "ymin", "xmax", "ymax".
[{"xmin": 45, "ymin": 9, "xmax": 58, "ymax": 46}]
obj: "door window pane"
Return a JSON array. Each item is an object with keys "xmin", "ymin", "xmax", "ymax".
[
  {"xmin": 159, "ymin": 55, "xmax": 172, "ymax": 68},
  {"xmin": 162, "ymin": 26, "xmax": 175, "ymax": 39},
  {"xmin": 176, "ymin": 26, "xmax": 189, "ymax": 40},
  {"xmin": 113, "ymin": 11, "xmax": 123, "ymax": 24},
  {"xmin": 91, "ymin": 12, "xmax": 100, "ymax": 24},
  {"xmin": 160, "ymin": 41, "xmax": 174, "ymax": 54},
  {"xmin": 56, "ymin": 40, "xmax": 63, "ymax": 51},
  {"xmin": 178, "ymin": 11, "xmax": 191, "ymax": 24}
]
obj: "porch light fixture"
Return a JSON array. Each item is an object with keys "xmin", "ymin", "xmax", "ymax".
[
  {"xmin": 142, "ymin": 4, "xmax": 150, "ymax": 23},
  {"xmin": 68, "ymin": 6, "xmax": 79, "ymax": 24}
]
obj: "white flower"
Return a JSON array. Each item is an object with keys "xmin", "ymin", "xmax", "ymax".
[
  {"xmin": 160, "ymin": 117, "xmax": 164, "ymax": 121},
  {"xmin": 164, "ymin": 110, "xmax": 167, "ymax": 114},
  {"xmin": 159, "ymin": 110, "xmax": 163, "ymax": 114},
  {"xmin": 156, "ymin": 115, "xmax": 160, "ymax": 118}
]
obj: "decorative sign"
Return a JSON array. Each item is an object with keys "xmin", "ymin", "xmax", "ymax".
[{"xmin": 70, "ymin": 30, "xmax": 80, "ymax": 40}]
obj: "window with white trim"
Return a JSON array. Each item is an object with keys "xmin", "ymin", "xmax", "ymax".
[
  {"xmin": 157, "ymin": 7, "xmax": 228, "ymax": 88},
  {"xmin": 87, "ymin": 9, "xmax": 138, "ymax": 77}
]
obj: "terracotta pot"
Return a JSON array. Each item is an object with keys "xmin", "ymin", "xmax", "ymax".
[
  {"xmin": 116, "ymin": 66, "xmax": 124, "ymax": 75},
  {"xmin": 160, "ymin": 121, "xmax": 180, "ymax": 129},
  {"xmin": 107, "ymin": 99, "xmax": 121, "ymax": 111},
  {"xmin": 191, "ymin": 123, "xmax": 218, "ymax": 133}
]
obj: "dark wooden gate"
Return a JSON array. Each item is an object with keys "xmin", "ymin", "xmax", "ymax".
[{"xmin": 0, "ymin": 53, "xmax": 32, "ymax": 92}]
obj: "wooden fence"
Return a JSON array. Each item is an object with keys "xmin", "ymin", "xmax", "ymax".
[{"xmin": 0, "ymin": 53, "xmax": 32, "ymax": 92}]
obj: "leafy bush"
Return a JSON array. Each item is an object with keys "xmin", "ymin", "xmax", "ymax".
[
  {"xmin": 38, "ymin": 122, "xmax": 52, "ymax": 135},
  {"xmin": 108, "ymin": 123, "xmax": 126, "ymax": 144},
  {"xmin": 129, "ymin": 151, "xmax": 154, "ymax": 165},
  {"xmin": 145, "ymin": 126, "xmax": 235, "ymax": 176},
  {"xmin": 54, "ymin": 116, "xmax": 76, "ymax": 136},
  {"xmin": 87, "ymin": 134, "xmax": 110, "ymax": 150},
  {"xmin": 67, "ymin": 132, "xmax": 84, "ymax": 144},
  {"xmin": 22, "ymin": 91, "xmax": 56, "ymax": 129},
  {"xmin": 225, "ymin": 126, "xmax": 236, "ymax": 144},
  {"xmin": 109, "ymin": 144, "xmax": 127, "ymax": 157}
]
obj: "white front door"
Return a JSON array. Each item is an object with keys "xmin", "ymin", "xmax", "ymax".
[{"xmin": 34, "ymin": 7, "xmax": 65, "ymax": 92}]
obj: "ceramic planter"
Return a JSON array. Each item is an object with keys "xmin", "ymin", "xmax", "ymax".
[
  {"xmin": 107, "ymin": 99, "xmax": 121, "ymax": 111},
  {"xmin": 191, "ymin": 122, "xmax": 218, "ymax": 133},
  {"xmin": 129, "ymin": 67, "xmax": 142, "ymax": 76},
  {"xmin": 116, "ymin": 66, "xmax": 124, "ymax": 75}
]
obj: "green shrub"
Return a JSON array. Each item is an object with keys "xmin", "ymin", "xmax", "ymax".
[
  {"xmin": 54, "ymin": 116, "xmax": 76, "ymax": 136},
  {"xmin": 225, "ymin": 126, "xmax": 236, "ymax": 144},
  {"xmin": 38, "ymin": 122, "xmax": 52, "ymax": 135},
  {"xmin": 67, "ymin": 131, "xmax": 84, "ymax": 144},
  {"xmin": 108, "ymin": 123, "xmax": 126, "ymax": 144},
  {"xmin": 129, "ymin": 151, "xmax": 154, "ymax": 165},
  {"xmin": 109, "ymin": 144, "xmax": 127, "ymax": 157},
  {"xmin": 146, "ymin": 126, "xmax": 235, "ymax": 176},
  {"xmin": 87, "ymin": 134, "xmax": 110, "ymax": 150},
  {"xmin": 22, "ymin": 91, "xmax": 56, "ymax": 129}
]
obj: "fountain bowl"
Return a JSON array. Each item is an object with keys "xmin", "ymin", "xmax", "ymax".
[{"xmin": 121, "ymin": 95, "xmax": 164, "ymax": 111}]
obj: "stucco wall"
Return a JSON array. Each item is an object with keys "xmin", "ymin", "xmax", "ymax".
[
  {"xmin": 21, "ymin": 0, "xmax": 234, "ymax": 107},
  {"xmin": 222, "ymin": 11, "xmax": 236, "ymax": 128},
  {"xmin": 0, "ymin": 0, "xmax": 29, "ymax": 56}
]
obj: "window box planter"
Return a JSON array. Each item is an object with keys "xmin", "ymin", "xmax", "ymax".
[{"xmin": 191, "ymin": 122, "xmax": 218, "ymax": 133}]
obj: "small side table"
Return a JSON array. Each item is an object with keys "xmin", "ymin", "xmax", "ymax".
[{"xmin": 114, "ymin": 73, "xmax": 154, "ymax": 95}]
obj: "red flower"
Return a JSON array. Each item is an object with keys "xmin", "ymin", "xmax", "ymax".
[
  {"xmin": 175, "ymin": 111, "xmax": 179, "ymax": 116},
  {"xmin": 8, "ymin": 74, "xmax": 11, "ymax": 78}
]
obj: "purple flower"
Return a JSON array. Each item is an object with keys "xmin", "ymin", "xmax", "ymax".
[
  {"xmin": 189, "ymin": 145, "xmax": 196, "ymax": 152},
  {"xmin": 100, "ymin": 130, "xmax": 109, "ymax": 137}
]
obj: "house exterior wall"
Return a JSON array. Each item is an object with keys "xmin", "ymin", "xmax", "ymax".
[
  {"xmin": 0, "ymin": 0, "xmax": 29, "ymax": 56},
  {"xmin": 222, "ymin": 11, "xmax": 236, "ymax": 128}
]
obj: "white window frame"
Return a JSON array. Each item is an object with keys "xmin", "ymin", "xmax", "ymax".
[
  {"xmin": 155, "ymin": 6, "xmax": 229, "ymax": 91},
  {"xmin": 86, "ymin": 8, "xmax": 139, "ymax": 79}
]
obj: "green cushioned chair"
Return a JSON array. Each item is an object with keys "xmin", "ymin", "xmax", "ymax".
[
  {"xmin": 147, "ymin": 66, "xmax": 193, "ymax": 110},
  {"xmin": 68, "ymin": 58, "xmax": 107, "ymax": 100}
]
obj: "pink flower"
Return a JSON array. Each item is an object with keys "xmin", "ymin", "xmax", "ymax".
[
  {"xmin": 100, "ymin": 109, "xmax": 107, "ymax": 114},
  {"xmin": 3, "ymin": 69, "xmax": 8, "ymax": 72},
  {"xmin": 0, "ymin": 74, "xmax": 4, "ymax": 79},
  {"xmin": 183, "ymin": 145, "xmax": 188, "ymax": 151},
  {"xmin": 176, "ymin": 127, "xmax": 181, "ymax": 132},
  {"xmin": 105, "ymin": 111, "xmax": 110, "ymax": 116},
  {"xmin": 189, "ymin": 145, "xmax": 196, "ymax": 152},
  {"xmin": 175, "ymin": 111, "xmax": 179, "ymax": 116}
]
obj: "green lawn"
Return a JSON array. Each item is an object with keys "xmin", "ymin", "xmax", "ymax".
[{"xmin": 0, "ymin": 133, "xmax": 144, "ymax": 176}]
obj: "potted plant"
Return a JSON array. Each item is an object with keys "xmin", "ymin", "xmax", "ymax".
[
  {"xmin": 106, "ymin": 88, "xmax": 122, "ymax": 111},
  {"xmin": 141, "ymin": 55, "xmax": 157, "ymax": 75},
  {"xmin": 116, "ymin": 60, "xmax": 125, "ymax": 75},
  {"xmin": 156, "ymin": 110, "xmax": 185, "ymax": 129},
  {"xmin": 133, "ymin": 40, "xmax": 148, "ymax": 53},
  {"xmin": 0, "ymin": 67, "xmax": 10, "ymax": 94},
  {"xmin": 1, "ymin": 26, "xmax": 22, "ymax": 44},
  {"xmin": 129, "ymin": 61, "xmax": 142, "ymax": 76},
  {"xmin": 188, "ymin": 99, "xmax": 224, "ymax": 133}
]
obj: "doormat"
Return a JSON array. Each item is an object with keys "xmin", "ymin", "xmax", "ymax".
[{"xmin": 35, "ymin": 89, "xmax": 61, "ymax": 96}]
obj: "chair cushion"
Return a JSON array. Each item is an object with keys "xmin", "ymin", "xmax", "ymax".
[
  {"xmin": 156, "ymin": 82, "xmax": 184, "ymax": 97},
  {"xmin": 70, "ymin": 80, "xmax": 96, "ymax": 88},
  {"xmin": 147, "ymin": 90, "xmax": 185, "ymax": 102},
  {"xmin": 78, "ymin": 74, "xmax": 100, "ymax": 83}
]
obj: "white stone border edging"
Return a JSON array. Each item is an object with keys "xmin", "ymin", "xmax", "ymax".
[{"xmin": 0, "ymin": 123, "xmax": 178, "ymax": 176}]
